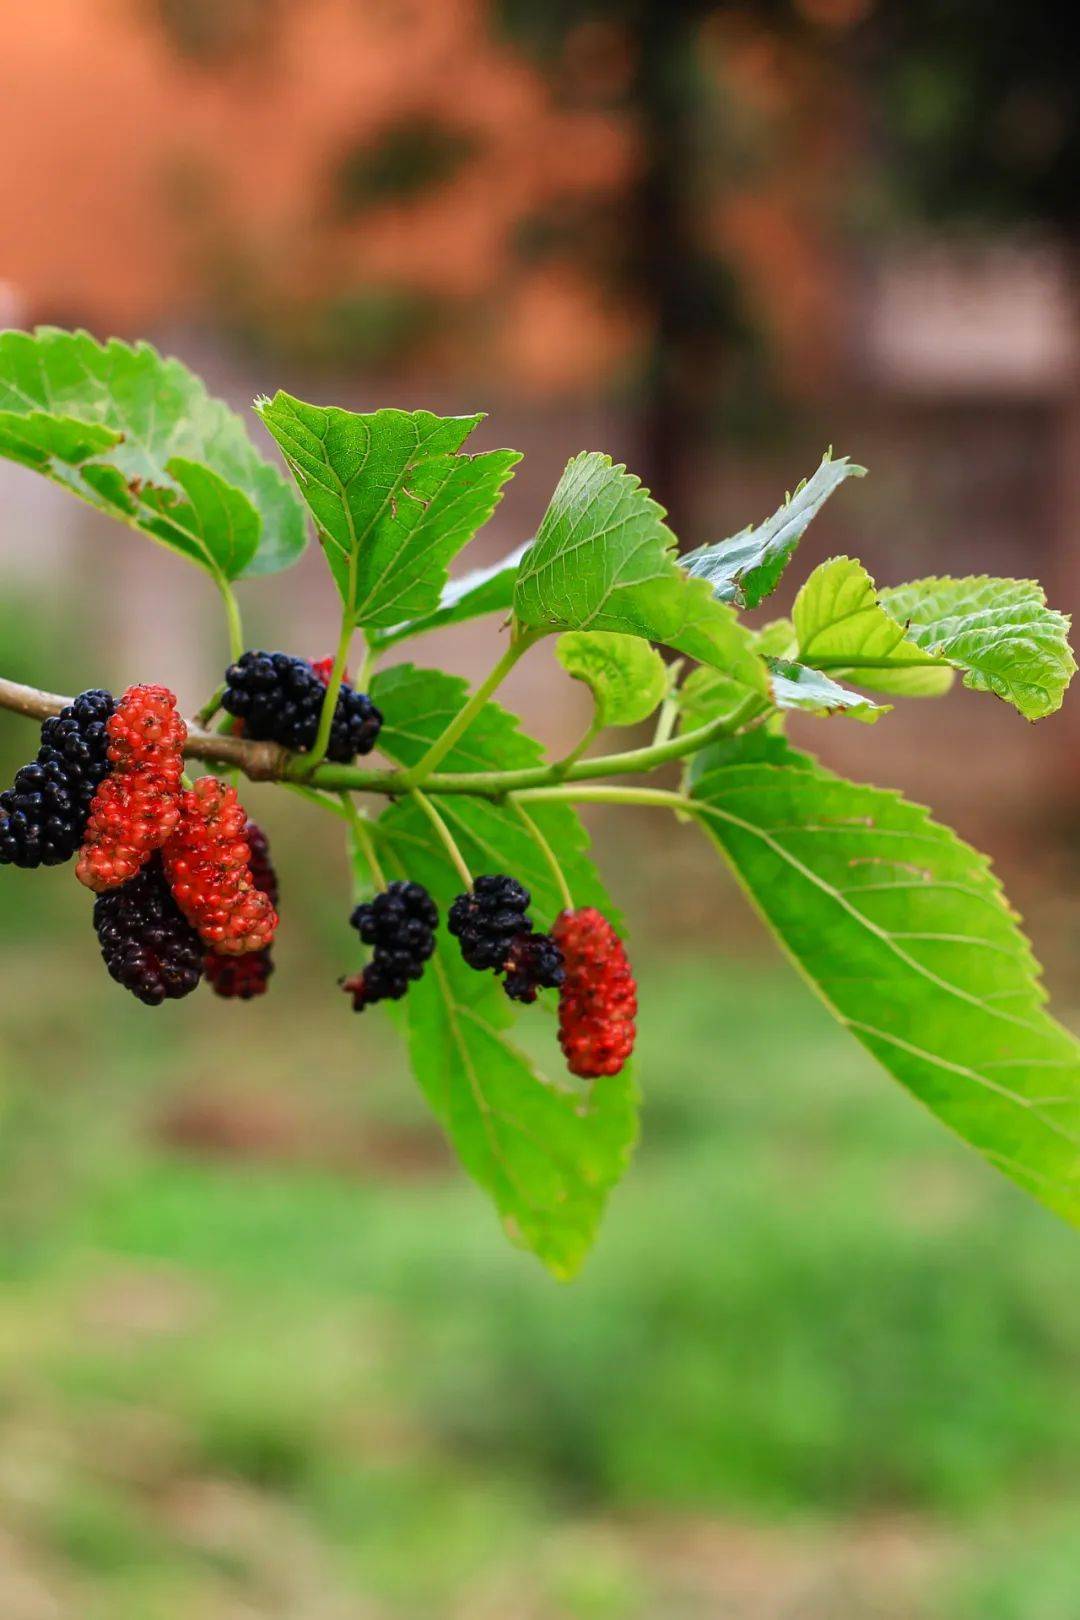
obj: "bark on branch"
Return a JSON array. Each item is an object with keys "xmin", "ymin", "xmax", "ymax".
[{"xmin": 0, "ymin": 675, "xmax": 288, "ymax": 782}]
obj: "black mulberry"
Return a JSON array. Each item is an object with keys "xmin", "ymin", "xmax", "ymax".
[
  {"xmin": 447, "ymin": 874, "xmax": 531, "ymax": 973},
  {"xmin": 0, "ymin": 689, "xmax": 115, "ymax": 868},
  {"xmin": 502, "ymin": 930, "xmax": 565, "ymax": 1004},
  {"xmin": 222, "ymin": 650, "xmax": 381, "ymax": 762},
  {"xmin": 343, "ymin": 880, "xmax": 438, "ymax": 1011},
  {"xmin": 93, "ymin": 854, "xmax": 204, "ymax": 1005}
]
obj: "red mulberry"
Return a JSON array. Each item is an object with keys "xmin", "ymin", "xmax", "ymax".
[
  {"xmin": 76, "ymin": 685, "xmax": 186, "ymax": 892},
  {"xmin": 162, "ymin": 778, "xmax": 278, "ymax": 955},
  {"xmin": 204, "ymin": 821, "xmax": 279, "ymax": 998},
  {"xmin": 552, "ymin": 908, "xmax": 637, "ymax": 1078}
]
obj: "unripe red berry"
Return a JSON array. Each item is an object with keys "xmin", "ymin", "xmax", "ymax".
[
  {"xmin": 204, "ymin": 820, "xmax": 278, "ymax": 998},
  {"xmin": 552, "ymin": 908, "xmax": 637, "ymax": 1079},
  {"xmin": 76, "ymin": 685, "xmax": 186, "ymax": 893},
  {"xmin": 162, "ymin": 779, "xmax": 278, "ymax": 955}
]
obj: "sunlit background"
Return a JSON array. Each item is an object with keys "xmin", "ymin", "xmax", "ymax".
[{"xmin": 1, "ymin": 3, "xmax": 1078, "ymax": 1616}]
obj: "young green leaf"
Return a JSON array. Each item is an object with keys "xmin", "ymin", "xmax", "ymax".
[
  {"xmin": 692, "ymin": 745, "xmax": 1080, "ymax": 1227},
  {"xmin": 682, "ymin": 450, "xmax": 866, "ymax": 609},
  {"xmin": 255, "ymin": 393, "xmax": 521, "ymax": 629},
  {"xmin": 514, "ymin": 453, "xmax": 768, "ymax": 696},
  {"xmin": 880, "ymin": 576, "xmax": 1076, "ymax": 721},
  {"xmin": 371, "ymin": 662, "xmax": 637, "ymax": 1275},
  {"xmin": 373, "ymin": 543, "xmax": 528, "ymax": 649},
  {"xmin": 0, "ymin": 328, "xmax": 305, "ymax": 578},
  {"xmin": 767, "ymin": 658, "xmax": 889, "ymax": 723},
  {"xmin": 794, "ymin": 557, "xmax": 956, "ymax": 697},
  {"xmin": 556, "ymin": 631, "xmax": 668, "ymax": 729}
]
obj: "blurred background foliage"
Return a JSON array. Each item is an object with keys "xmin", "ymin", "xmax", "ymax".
[{"xmin": 1, "ymin": 2, "xmax": 1079, "ymax": 1615}]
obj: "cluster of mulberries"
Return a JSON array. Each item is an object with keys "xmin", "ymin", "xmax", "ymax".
[
  {"xmin": 204, "ymin": 821, "xmax": 279, "ymax": 999},
  {"xmin": 163, "ymin": 777, "xmax": 278, "ymax": 955},
  {"xmin": 552, "ymin": 908, "xmax": 637, "ymax": 1078},
  {"xmin": 342, "ymin": 881, "xmax": 438, "ymax": 1011},
  {"xmin": 447, "ymin": 875, "xmax": 565, "ymax": 1004},
  {"xmin": 221, "ymin": 650, "xmax": 382, "ymax": 762},
  {"xmin": 76, "ymin": 685, "xmax": 186, "ymax": 892},
  {"xmin": 93, "ymin": 854, "xmax": 205, "ymax": 1005},
  {"xmin": 0, "ymin": 689, "xmax": 115, "ymax": 868},
  {"xmin": 4, "ymin": 677, "xmax": 637, "ymax": 1072}
]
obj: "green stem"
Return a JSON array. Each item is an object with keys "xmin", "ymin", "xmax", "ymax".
[
  {"xmin": 807, "ymin": 654, "xmax": 952, "ymax": 673},
  {"xmin": 356, "ymin": 634, "xmax": 377, "ymax": 693},
  {"xmin": 196, "ymin": 683, "xmax": 227, "ymax": 728},
  {"xmin": 281, "ymin": 782, "xmax": 351, "ymax": 820},
  {"xmin": 514, "ymin": 784, "xmax": 693, "ymax": 814},
  {"xmin": 406, "ymin": 626, "xmax": 542, "ymax": 786},
  {"xmin": 288, "ymin": 685, "xmax": 768, "ymax": 798},
  {"xmin": 652, "ymin": 660, "xmax": 685, "ymax": 747},
  {"xmin": 304, "ymin": 615, "xmax": 353, "ymax": 775},
  {"xmin": 340, "ymin": 793, "xmax": 388, "ymax": 890},
  {"xmin": 410, "ymin": 789, "xmax": 473, "ymax": 888},
  {"xmin": 509, "ymin": 795, "xmax": 573, "ymax": 910},
  {"xmin": 216, "ymin": 578, "xmax": 245, "ymax": 665},
  {"xmin": 555, "ymin": 715, "xmax": 602, "ymax": 774}
]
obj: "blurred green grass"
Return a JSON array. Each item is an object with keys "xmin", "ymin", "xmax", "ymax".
[{"xmin": 2, "ymin": 589, "xmax": 1080, "ymax": 1617}]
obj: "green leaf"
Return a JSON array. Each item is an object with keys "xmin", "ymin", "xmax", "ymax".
[
  {"xmin": 683, "ymin": 451, "xmax": 866, "ymax": 609},
  {"xmin": 514, "ymin": 453, "xmax": 768, "ymax": 696},
  {"xmin": 370, "ymin": 663, "xmax": 638, "ymax": 1273},
  {"xmin": 0, "ymin": 327, "xmax": 305, "ymax": 578},
  {"xmin": 556, "ymin": 631, "xmax": 668, "ymax": 729},
  {"xmin": 374, "ymin": 543, "xmax": 528, "ymax": 649},
  {"xmin": 677, "ymin": 619, "xmax": 794, "ymax": 733},
  {"xmin": 794, "ymin": 557, "xmax": 956, "ymax": 697},
  {"xmin": 692, "ymin": 745, "xmax": 1080, "ymax": 1226},
  {"xmin": 398, "ymin": 946, "xmax": 638, "ymax": 1279},
  {"xmin": 255, "ymin": 393, "xmax": 521, "ymax": 629},
  {"xmin": 880, "ymin": 576, "xmax": 1076, "ymax": 721},
  {"xmin": 767, "ymin": 658, "xmax": 889, "ymax": 724}
]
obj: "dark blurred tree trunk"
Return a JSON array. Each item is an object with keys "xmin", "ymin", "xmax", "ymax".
[{"xmin": 633, "ymin": 0, "xmax": 701, "ymax": 543}]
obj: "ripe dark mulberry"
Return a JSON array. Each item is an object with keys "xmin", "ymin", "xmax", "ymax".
[
  {"xmin": 222, "ymin": 650, "xmax": 382, "ymax": 762},
  {"xmin": 447, "ymin": 874, "xmax": 531, "ymax": 973},
  {"xmin": 552, "ymin": 908, "xmax": 637, "ymax": 1078},
  {"xmin": 448, "ymin": 874, "xmax": 563, "ymax": 1004},
  {"xmin": 93, "ymin": 854, "xmax": 204, "ymax": 1006},
  {"xmin": 0, "ymin": 689, "xmax": 115, "ymax": 868},
  {"xmin": 204, "ymin": 821, "xmax": 279, "ymax": 999},
  {"xmin": 76, "ymin": 685, "xmax": 186, "ymax": 892},
  {"xmin": 502, "ymin": 929, "xmax": 565, "ymax": 1005},
  {"xmin": 163, "ymin": 778, "xmax": 278, "ymax": 955},
  {"xmin": 342, "ymin": 880, "xmax": 438, "ymax": 1011}
]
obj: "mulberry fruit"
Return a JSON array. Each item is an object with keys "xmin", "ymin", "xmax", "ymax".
[
  {"xmin": 93, "ymin": 854, "xmax": 204, "ymax": 1005},
  {"xmin": 342, "ymin": 880, "xmax": 438, "ymax": 1011},
  {"xmin": 0, "ymin": 689, "xmax": 115, "ymax": 868},
  {"xmin": 204, "ymin": 821, "xmax": 279, "ymax": 999},
  {"xmin": 552, "ymin": 908, "xmax": 637, "ymax": 1078},
  {"xmin": 162, "ymin": 777, "xmax": 278, "ymax": 955},
  {"xmin": 221, "ymin": 650, "xmax": 381, "ymax": 762},
  {"xmin": 448, "ymin": 874, "xmax": 563, "ymax": 1004},
  {"xmin": 447, "ymin": 874, "xmax": 531, "ymax": 973},
  {"xmin": 76, "ymin": 684, "xmax": 186, "ymax": 893},
  {"xmin": 502, "ymin": 929, "xmax": 565, "ymax": 1005}
]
